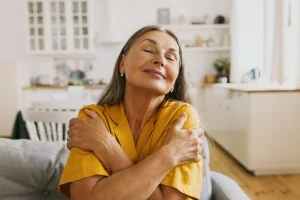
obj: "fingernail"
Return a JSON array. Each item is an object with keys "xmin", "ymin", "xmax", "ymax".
[{"xmin": 181, "ymin": 112, "xmax": 186, "ymax": 117}]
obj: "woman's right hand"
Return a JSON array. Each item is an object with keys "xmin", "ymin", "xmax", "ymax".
[{"xmin": 163, "ymin": 112, "xmax": 204, "ymax": 166}]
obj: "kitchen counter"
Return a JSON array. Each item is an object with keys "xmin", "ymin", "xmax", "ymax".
[
  {"xmin": 204, "ymin": 84, "xmax": 300, "ymax": 175},
  {"xmin": 212, "ymin": 83, "xmax": 300, "ymax": 92},
  {"xmin": 23, "ymin": 85, "xmax": 107, "ymax": 90},
  {"xmin": 23, "ymin": 83, "xmax": 213, "ymax": 90}
]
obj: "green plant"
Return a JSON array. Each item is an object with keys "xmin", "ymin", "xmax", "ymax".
[{"xmin": 213, "ymin": 57, "xmax": 230, "ymax": 76}]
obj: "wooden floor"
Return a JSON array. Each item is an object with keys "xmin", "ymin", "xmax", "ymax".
[{"xmin": 209, "ymin": 141, "xmax": 300, "ymax": 200}]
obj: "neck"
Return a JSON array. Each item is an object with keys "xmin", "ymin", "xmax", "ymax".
[{"xmin": 123, "ymin": 85, "xmax": 164, "ymax": 142}]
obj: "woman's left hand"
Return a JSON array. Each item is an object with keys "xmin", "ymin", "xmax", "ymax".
[{"xmin": 67, "ymin": 109, "xmax": 111, "ymax": 152}]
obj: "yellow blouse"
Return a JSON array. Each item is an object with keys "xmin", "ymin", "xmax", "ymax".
[{"xmin": 59, "ymin": 99, "xmax": 203, "ymax": 199}]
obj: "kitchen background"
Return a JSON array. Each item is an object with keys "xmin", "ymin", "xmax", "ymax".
[
  {"xmin": 1, "ymin": 0, "xmax": 257, "ymax": 86},
  {"xmin": 1, "ymin": 1, "xmax": 300, "ymax": 199}
]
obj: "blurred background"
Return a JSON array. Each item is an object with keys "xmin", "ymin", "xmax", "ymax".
[{"xmin": 0, "ymin": 1, "xmax": 300, "ymax": 199}]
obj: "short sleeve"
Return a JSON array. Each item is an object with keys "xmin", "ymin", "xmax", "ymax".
[
  {"xmin": 161, "ymin": 104, "xmax": 203, "ymax": 199},
  {"xmin": 58, "ymin": 105, "xmax": 109, "ymax": 198}
]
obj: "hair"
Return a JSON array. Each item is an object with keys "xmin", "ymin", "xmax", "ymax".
[{"xmin": 97, "ymin": 25, "xmax": 193, "ymax": 106}]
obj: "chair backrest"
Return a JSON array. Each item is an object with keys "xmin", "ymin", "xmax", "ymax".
[{"xmin": 22, "ymin": 107, "xmax": 79, "ymax": 143}]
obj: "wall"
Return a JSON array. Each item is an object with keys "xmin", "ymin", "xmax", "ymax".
[
  {"xmin": 230, "ymin": 0, "xmax": 264, "ymax": 83},
  {"xmin": 0, "ymin": 0, "xmax": 231, "ymax": 85},
  {"xmin": 0, "ymin": 61, "xmax": 30, "ymax": 137}
]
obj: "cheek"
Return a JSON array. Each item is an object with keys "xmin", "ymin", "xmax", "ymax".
[
  {"xmin": 166, "ymin": 67, "xmax": 179, "ymax": 84},
  {"xmin": 125, "ymin": 53, "xmax": 148, "ymax": 73}
]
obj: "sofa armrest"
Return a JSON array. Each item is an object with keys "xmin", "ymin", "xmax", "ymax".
[{"xmin": 211, "ymin": 171, "xmax": 250, "ymax": 200}]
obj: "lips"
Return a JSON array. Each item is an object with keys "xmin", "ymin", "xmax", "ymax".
[{"xmin": 143, "ymin": 69, "xmax": 166, "ymax": 79}]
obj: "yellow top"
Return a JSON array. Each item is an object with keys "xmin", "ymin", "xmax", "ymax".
[{"xmin": 59, "ymin": 99, "xmax": 203, "ymax": 199}]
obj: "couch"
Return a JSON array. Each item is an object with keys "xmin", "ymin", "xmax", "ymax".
[{"xmin": 0, "ymin": 138, "xmax": 250, "ymax": 200}]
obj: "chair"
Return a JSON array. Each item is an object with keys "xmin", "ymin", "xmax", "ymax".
[{"xmin": 22, "ymin": 105, "xmax": 80, "ymax": 142}]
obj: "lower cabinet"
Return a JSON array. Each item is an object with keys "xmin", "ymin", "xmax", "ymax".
[{"xmin": 204, "ymin": 87, "xmax": 300, "ymax": 175}]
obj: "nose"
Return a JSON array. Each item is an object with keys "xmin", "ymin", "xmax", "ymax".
[{"xmin": 152, "ymin": 54, "xmax": 165, "ymax": 67}]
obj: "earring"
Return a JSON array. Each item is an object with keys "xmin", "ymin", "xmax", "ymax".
[
  {"xmin": 120, "ymin": 73, "xmax": 124, "ymax": 77},
  {"xmin": 170, "ymin": 89, "xmax": 174, "ymax": 93}
]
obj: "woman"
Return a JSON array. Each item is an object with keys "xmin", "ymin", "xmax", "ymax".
[{"xmin": 59, "ymin": 25, "xmax": 205, "ymax": 200}]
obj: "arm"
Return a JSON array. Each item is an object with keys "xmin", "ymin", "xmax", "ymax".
[
  {"xmin": 91, "ymin": 133, "xmax": 187, "ymax": 200},
  {"xmin": 71, "ymin": 140, "xmax": 192, "ymax": 200},
  {"xmin": 68, "ymin": 110, "xmax": 202, "ymax": 200},
  {"xmin": 71, "ymin": 143, "xmax": 176, "ymax": 200}
]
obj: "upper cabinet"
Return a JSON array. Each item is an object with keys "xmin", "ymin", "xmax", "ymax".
[{"xmin": 25, "ymin": 0, "xmax": 95, "ymax": 55}]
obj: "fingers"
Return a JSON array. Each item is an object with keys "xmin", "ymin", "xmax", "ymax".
[
  {"xmin": 188, "ymin": 127, "xmax": 205, "ymax": 137},
  {"xmin": 198, "ymin": 128, "xmax": 205, "ymax": 137},
  {"xmin": 67, "ymin": 140, "xmax": 76, "ymax": 150},
  {"xmin": 69, "ymin": 118, "xmax": 83, "ymax": 128},
  {"xmin": 85, "ymin": 109, "xmax": 100, "ymax": 119},
  {"xmin": 172, "ymin": 112, "xmax": 187, "ymax": 129}
]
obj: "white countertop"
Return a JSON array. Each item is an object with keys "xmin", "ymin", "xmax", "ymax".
[{"xmin": 212, "ymin": 83, "xmax": 300, "ymax": 92}]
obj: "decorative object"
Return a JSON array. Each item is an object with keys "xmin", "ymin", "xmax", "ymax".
[
  {"xmin": 213, "ymin": 57, "xmax": 230, "ymax": 80},
  {"xmin": 214, "ymin": 15, "xmax": 226, "ymax": 24},
  {"xmin": 157, "ymin": 8, "xmax": 170, "ymax": 24},
  {"xmin": 218, "ymin": 77, "xmax": 228, "ymax": 83},
  {"xmin": 205, "ymin": 75, "xmax": 217, "ymax": 84},
  {"xmin": 195, "ymin": 35, "xmax": 203, "ymax": 47}
]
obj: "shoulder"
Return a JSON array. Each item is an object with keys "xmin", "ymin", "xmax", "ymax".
[
  {"xmin": 160, "ymin": 99, "xmax": 199, "ymax": 129},
  {"xmin": 162, "ymin": 99, "xmax": 195, "ymax": 111},
  {"xmin": 77, "ymin": 104, "xmax": 108, "ymax": 119}
]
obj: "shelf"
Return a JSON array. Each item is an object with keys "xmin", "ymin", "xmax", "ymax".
[
  {"xmin": 163, "ymin": 24, "xmax": 230, "ymax": 30},
  {"xmin": 183, "ymin": 46, "xmax": 230, "ymax": 52}
]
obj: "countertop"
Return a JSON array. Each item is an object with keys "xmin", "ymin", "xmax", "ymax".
[
  {"xmin": 212, "ymin": 83, "xmax": 300, "ymax": 92},
  {"xmin": 23, "ymin": 83, "xmax": 213, "ymax": 90}
]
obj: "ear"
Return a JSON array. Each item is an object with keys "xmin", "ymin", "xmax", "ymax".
[{"xmin": 119, "ymin": 54, "xmax": 126, "ymax": 74}]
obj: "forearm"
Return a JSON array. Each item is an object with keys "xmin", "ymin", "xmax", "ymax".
[
  {"xmin": 94, "ymin": 136, "xmax": 165, "ymax": 200},
  {"xmin": 89, "ymin": 146, "xmax": 173, "ymax": 200}
]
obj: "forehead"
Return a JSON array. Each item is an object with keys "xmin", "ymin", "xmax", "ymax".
[{"xmin": 135, "ymin": 31, "xmax": 179, "ymax": 49}]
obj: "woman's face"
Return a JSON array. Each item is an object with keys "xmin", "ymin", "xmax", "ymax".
[{"xmin": 120, "ymin": 31, "xmax": 180, "ymax": 95}]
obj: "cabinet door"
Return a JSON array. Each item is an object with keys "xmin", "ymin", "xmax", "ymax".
[
  {"xmin": 204, "ymin": 87, "xmax": 232, "ymax": 134},
  {"xmin": 26, "ymin": 0, "xmax": 95, "ymax": 55},
  {"xmin": 49, "ymin": 0, "xmax": 68, "ymax": 51},
  {"xmin": 72, "ymin": 0, "xmax": 90, "ymax": 51},
  {"xmin": 26, "ymin": 0, "xmax": 46, "ymax": 52}
]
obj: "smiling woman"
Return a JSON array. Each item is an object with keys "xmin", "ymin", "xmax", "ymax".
[{"xmin": 58, "ymin": 25, "xmax": 204, "ymax": 200}]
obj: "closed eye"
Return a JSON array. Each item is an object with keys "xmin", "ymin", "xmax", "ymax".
[
  {"xmin": 166, "ymin": 57, "xmax": 175, "ymax": 61},
  {"xmin": 144, "ymin": 49, "xmax": 154, "ymax": 53},
  {"xmin": 166, "ymin": 55, "xmax": 175, "ymax": 62}
]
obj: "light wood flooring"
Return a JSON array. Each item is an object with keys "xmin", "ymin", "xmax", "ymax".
[{"xmin": 209, "ymin": 141, "xmax": 300, "ymax": 200}]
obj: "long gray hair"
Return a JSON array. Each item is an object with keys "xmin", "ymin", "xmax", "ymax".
[{"xmin": 97, "ymin": 25, "xmax": 192, "ymax": 106}]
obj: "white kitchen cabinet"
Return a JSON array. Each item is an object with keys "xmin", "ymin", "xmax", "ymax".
[
  {"xmin": 25, "ymin": 0, "xmax": 95, "ymax": 55},
  {"xmin": 203, "ymin": 87, "xmax": 233, "ymax": 134},
  {"xmin": 204, "ymin": 86, "xmax": 300, "ymax": 175}
]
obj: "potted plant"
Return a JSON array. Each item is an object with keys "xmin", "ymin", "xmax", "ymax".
[{"xmin": 213, "ymin": 57, "xmax": 230, "ymax": 82}]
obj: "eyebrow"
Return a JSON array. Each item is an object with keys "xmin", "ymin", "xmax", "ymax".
[{"xmin": 140, "ymin": 38, "xmax": 178, "ymax": 52}]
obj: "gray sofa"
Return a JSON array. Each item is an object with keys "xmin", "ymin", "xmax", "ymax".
[{"xmin": 0, "ymin": 138, "xmax": 250, "ymax": 200}]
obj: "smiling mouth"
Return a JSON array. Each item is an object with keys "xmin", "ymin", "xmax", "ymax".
[{"xmin": 143, "ymin": 69, "xmax": 166, "ymax": 79}]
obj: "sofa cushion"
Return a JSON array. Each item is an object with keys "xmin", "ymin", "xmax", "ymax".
[
  {"xmin": 0, "ymin": 137, "xmax": 212, "ymax": 200},
  {"xmin": 200, "ymin": 136, "xmax": 212, "ymax": 200},
  {"xmin": 0, "ymin": 138, "xmax": 69, "ymax": 200}
]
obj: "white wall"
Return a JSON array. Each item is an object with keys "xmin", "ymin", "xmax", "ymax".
[
  {"xmin": 0, "ymin": 61, "xmax": 30, "ymax": 137},
  {"xmin": 230, "ymin": 0, "xmax": 264, "ymax": 83},
  {"xmin": 0, "ymin": 0, "xmax": 231, "ymax": 85}
]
